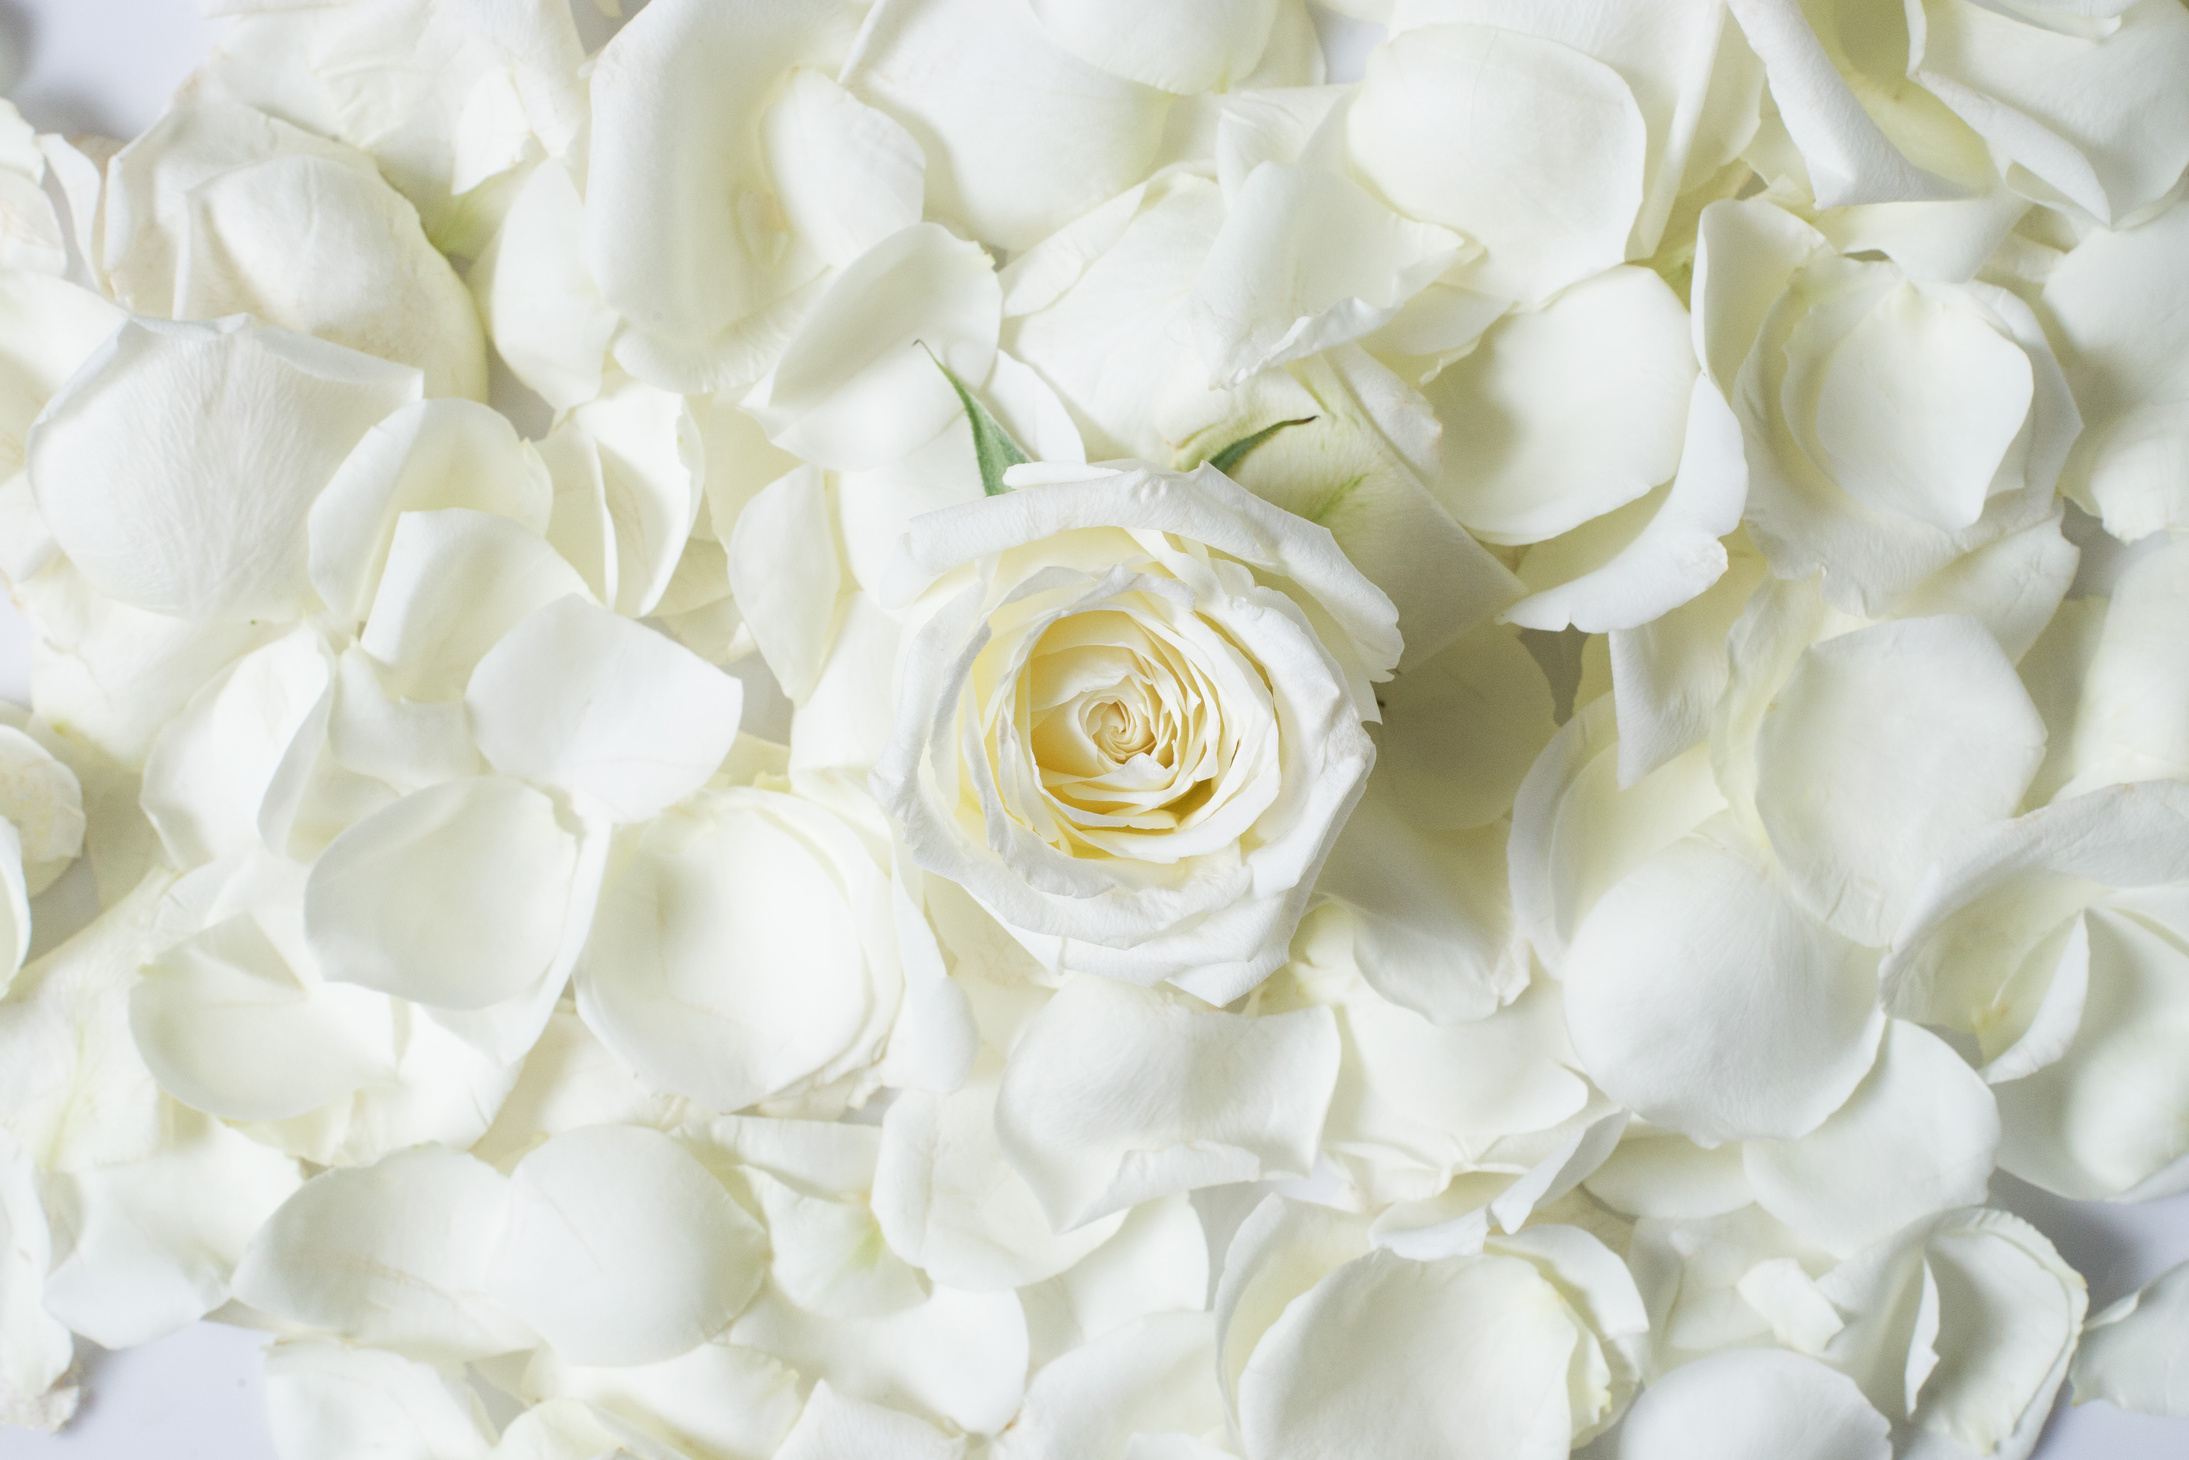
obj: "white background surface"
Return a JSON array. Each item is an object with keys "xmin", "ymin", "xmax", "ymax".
[{"xmin": 0, "ymin": 2, "xmax": 2183, "ymax": 1457}]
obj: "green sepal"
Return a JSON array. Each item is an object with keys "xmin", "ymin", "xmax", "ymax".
[
  {"xmin": 925, "ymin": 344, "xmax": 1030, "ymax": 497},
  {"xmin": 1206, "ymin": 416, "xmax": 1318, "ymax": 476}
]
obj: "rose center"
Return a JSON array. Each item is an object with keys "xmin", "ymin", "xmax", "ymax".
[{"xmin": 1087, "ymin": 694, "xmax": 1158, "ymax": 761}]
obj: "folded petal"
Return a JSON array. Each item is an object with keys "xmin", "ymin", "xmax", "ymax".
[
  {"xmin": 1236, "ymin": 1249, "xmax": 1584, "ymax": 1460},
  {"xmin": 474, "ymin": 159, "xmax": 616, "ymax": 412},
  {"xmin": 566, "ymin": 376, "xmax": 706, "ymax": 619},
  {"xmin": 775, "ymin": 1380, "xmax": 967, "ymax": 1460},
  {"xmin": 309, "ymin": 397, "xmax": 553, "ymax": 626},
  {"xmin": 131, "ymin": 911, "xmax": 396, "ymax": 1123},
  {"xmin": 525, "ymin": 1339, "xmax": 803, "ymax": 1459},
  {"xmin": 1911, "ymin": 0, "xmax": 2189, "ymax": 223},
  {"xmin": 728, "ymin": 1282, "xmax": 1029, "ymax": 1437},
  {"xmin": 1820, "ymin": 1206, "xmax": 2084, "ymax": 1450},
  {"xmin": 581, "ymin": 0, "xmax": 854, "ymax": 392},
  {"xmin": 1191, "ymin": 162, "xmax": 1462, "ymax": 385},
  {"xmin": 140, "ymin": 628, "xmax": 334, "ymax": 868},
  {"xmin": 1723, "ymin": 0, "xmax": 1964, "ymax": 206},
  {"xmin": 359, "ymin": 509, "xmax": 595, "ymax": 701},
  {"xmin": 744, "ymin": 223, "xmax": 999, "ymax": 472},
  {"xmin": 2071, "ymin": 1262, "xmax": 2189, "ymax": 1417},
  {"xmin": 467, "ymin": 596, "xmax": 742, "ymax": 822},
  {"xmin": 0, "ymin": 1130, "xmax": 75, "ymax": 1431},
  {"xmin": 2060, "ymin": 537, "xmax": 2189, "ymax": 797},
  {"xmin": 1504, "ymin": 375, "xmax": 1747, "ymax": 633},
  {"xmin": 761, "ymin": 70, "xmax": 926, "ymax": 271},
  {"xmin": 993, "ymin": 1312, "xmax": 1224, "ymax": 1460},
  {"xmin": 38, "ymin": 1108, "xmax": 302, "ymax": 1348},
  {"xmin": 102, "ymin": 102, "xmax": 488, "ymax": 398},
  {"xmin": 2042, "ymin": 200, "xmax": 2189, "ymax": 540},
  {"xmin": 1425, "ymin": 265, "xmax": 1699, "ymax": 545},
  {"xmin": 1374, "ymin": 621, "xmax": 1555, "ymax": 832},
  {"xmin": 874, "ymin": 1054, "xmax": 1125, "ymax": 1290},
  {"xmin": 726, "ymin": 466, "xmax": 845, "ymax": 705},
  {"xmin": 995, "ymin": 976, "xmax": 1339, "ymax": 1230}
]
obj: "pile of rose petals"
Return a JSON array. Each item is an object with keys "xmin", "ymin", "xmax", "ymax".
[{"xmin": 3, "ymin": 1, "xmax": 2189, "ymax": 1458}]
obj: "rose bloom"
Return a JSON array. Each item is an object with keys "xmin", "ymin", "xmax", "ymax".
[{"xmin": 872, "ymin": 462, "xmax": 1400, "ymax": 1003}]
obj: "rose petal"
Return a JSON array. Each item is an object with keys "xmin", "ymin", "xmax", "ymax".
[
  {"xmin": 234, "ymin": 1144, "xmax": 534, "ymax": 1363},
  {"xmin": 744, "ymin": 223, "xmax": 1000, "ymax": 473},
  {"xmin": 1562, "ymin": 824, "xmax": 1885, "ymax": 1144},
  {"xmin": 2071, "ymin": 1261, "xmax": 2189, "ymax": 1418},
  {"xmin": 2043, "ymin": 201, "xmax": 2189, "ymax": 540},
  {"xmin": 761, "ymin": 70, "xmax": 926, "ymax": 271},
  {"xmin": 1028, "ymin": 0, "xmax": 1279, "ymax": 92},
  {"xmin": 575, "ymin": 787, "xmax": 900, "ymax": 1114},
  {"xmin": 992, "ymin": 1313, "xmax": 1223, "ymax": 1460},
  {"xmin": 38, "ymin": 1108, "xmax": 301, "ymax": 1348},
  {"xmin": 1425, "ymin": 265, "xmax": 1699, "ymax": 545},
  {"xmin": 728, "ymin": 1282, "xmax": 1029, "ymax": 1437},
  {"xmin": 264, "ymin": 1340, "xmax": 495, "ymax": 1460},
  {"xmin": 489, "ymin": 1125, "xmax": 768, "ymax": 1367},
  {"xmin": 140, "ymin": 628, "xmax": 334, "ymax": 867},
  {"xmin": 309, "ymin": 397, "xmax": 553, "ymax": 626},
  {"xmin": 0, "ymin": 1130, "xmax": 75, "ymax": 1431},
  {"xmin": 1348, "ymin": 23, "xmax": 1646, "ymax": 304},
  {"xmin": 467, "ymin": 595, "xmax": 742, "ymax": 823},
  {"xmin": 359, "ymin": 509, "xmax": 595, "ymax": 701},
  {"xmin": 1236, "ymin": 1248, "xmax": 1585, "ymax": 1460},
  {"xmin": 874, "ymin": 1053, "xmax": 1125, "ymax": 1291},
  {"xmin": 847, "ymin": 0, "xmax": 1170, "ymax": 252},
  {"xmin": 1753, "ymin": 615, "xmax": 2046, "ymax": 945},
  {"xmin": 1617, "ymin": 1348, "xmax": 1889, "ymax": 1460},
  {"xmin": 995, "ymin": 976, "xmax": 1339, "ymax": 1230},
  {"xmin": 726, "ymin": 465, "xmax": 844, "ymax": 704},
  {"xmin": 1743, "ymin": 1020, "xmax": 1999, "ymax": 1257},
  {"xmin": 306, "ymin": 776, "xmax": 584, "ymax": 1011},
  {"xmin": 131, "ymin": 912, "xmax": 395, "ymax": 1123},
  {"xmin": 1190, "ymin": 161, "xmax": 1462, "ymax": 386},
  {"xmin": 28, "ymin": 316, "xmax": 419, "ymax": 621},
  {"xmin": 776, "ymin": 1380, "xmax": 967, "ymax": 1460},
  {"xmin": 525, "ymin": 1339, "xmax": 804, "ymax": 1459}
]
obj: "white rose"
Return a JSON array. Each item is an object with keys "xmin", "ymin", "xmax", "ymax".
[{"xmin": 871, "ymin": 463, "xmax": 1400, "ymax": 1001}]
